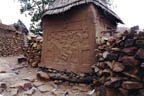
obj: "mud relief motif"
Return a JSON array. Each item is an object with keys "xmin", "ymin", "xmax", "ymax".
[{"xmin": 46, "ymin": 31, "xmax": 90, "ymax": 65}]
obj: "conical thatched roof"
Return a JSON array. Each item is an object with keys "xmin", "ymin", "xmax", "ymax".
[{"xmin": 42, "ymin": 0, "xmax": 123, "ymax": 24}]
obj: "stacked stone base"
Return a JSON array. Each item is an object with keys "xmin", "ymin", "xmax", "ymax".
[
  {"xmin": 25, "ymin": 31, "xmax": 144, "ymax": 96},
  {"xmin": 0, "ymin": 30, "xmax": 24, "ymax": 57},
  {"xmin": 93, "ymin": 30, "xmax": 144, "ymax": 96}
]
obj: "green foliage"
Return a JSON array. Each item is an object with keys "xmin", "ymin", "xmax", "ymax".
[
  {"xmin": 18, "ymin": 0, "xmax": 113, "ymax": 34},
  {"xmin": 18, "ymin": 0, "xmax": 55, "ymax": 34},
  {"xmin": 101, "ymin": 0, "xmax": 113, "ymax": 6}
]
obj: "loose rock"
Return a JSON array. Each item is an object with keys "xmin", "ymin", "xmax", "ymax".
[
  {"xmin": 112, "ymin": 62, "xmax": 125, "ymax": 72},
  {"xmin": 120, "ymin": 56, "xmax": 138, "ymax": 66},
  {"xmin": 122, "ymin": 81, "xmax": 143, "ymax": 89},
  {"xmin": 136, "ymin": 48, "xmax": 144, "ymax": 59},
  {"xmin": 37, "ymin": 71, "xmax": 50, "ymax": 80}
]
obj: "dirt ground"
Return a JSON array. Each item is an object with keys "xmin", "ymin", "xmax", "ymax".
[{"xmin": 0, "ymin": 56, "xmax": 96, "ymax": 96}]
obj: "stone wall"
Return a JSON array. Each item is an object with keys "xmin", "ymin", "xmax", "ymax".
[
  {"xmin": 0, "ymin": 24, "xmax": 24, "ymax": 57},
  {"xmin": 93, "ymin": 31, "xmax": 144, "ymax": 96}
]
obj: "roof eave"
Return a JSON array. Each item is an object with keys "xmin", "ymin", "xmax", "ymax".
[{"xmin": 42, "ymin": 0, "xmax": 124, "ymax": 24}]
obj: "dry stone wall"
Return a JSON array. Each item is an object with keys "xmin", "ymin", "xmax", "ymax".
[
  {"xmin": 93, "ymin": 30, "xmax": 144, "ymax": 96},
  {"xmin": 24, "ymin": 35, "xmax": 42, "ymax": 67},
  {"xmin": 25, "ymin": 30, "xmax": 144, "ymax": 95},
  {"xmin": 0, "ymin": 25, "xmax": 24, "ymax": 57}
]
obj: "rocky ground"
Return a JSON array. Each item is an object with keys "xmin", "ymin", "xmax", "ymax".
[
  {"xmin": 22, "ymin": 30, "xmax": 144, "ymax": 96},
  {"xmin": 2, "ymin": 30, "xmax": 144, "ymax": 96},
  {"xmin": 0, "ymin": 56, "xmax": 95, "ymax": 96}
]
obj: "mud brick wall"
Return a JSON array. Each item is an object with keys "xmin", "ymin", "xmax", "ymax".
[
  {"xmin": 91, "ymin": 5, "xmax": 117, "ymax": 38},
  {"xmin": 0, "ymin": 26, "xmax": 24, "ymax": 57},
  {"xmin": 41, "ymin": 3, "xmax": 117, "ymax": 73},
  {"xmin": 42, "ymin": 4, "xmax": 96, "ymax": 73}
]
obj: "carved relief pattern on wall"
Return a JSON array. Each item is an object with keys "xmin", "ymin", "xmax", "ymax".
[{"xmin": 46, "ymin": 30, "xmax": 90, "ymax": 66}]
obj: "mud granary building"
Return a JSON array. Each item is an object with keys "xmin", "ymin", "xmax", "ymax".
[
  {"xmin": 41, "ymin": 0, "xmax": 123, "ymax": 73},
  {"xmin": 0, "ymin": 23, "xmax": 24, "ymax": 57}
]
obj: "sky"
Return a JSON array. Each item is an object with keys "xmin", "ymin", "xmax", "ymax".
[
  {"xmin": 113, "ymin": 0, "xmax": 144, "ymax": 28},
  {"xmin": 0, "ymin": 0, "xmax": 144, "ymax": 29},
  {"xmin": 0, "ymin": 0, "xmax": 31, "ymax": 28}
]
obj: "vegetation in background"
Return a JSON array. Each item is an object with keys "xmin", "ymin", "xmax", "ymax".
[
  {"xmin": 18, "ymin": 0, "xmax": 113, "ymax": 34},
  {"xmin": 101, "ymin": 0, "xmax": 114, "ymax": 6},
  {"xmin": 18, "ymin": 0, "xmax": 55, "ymax": 34}
]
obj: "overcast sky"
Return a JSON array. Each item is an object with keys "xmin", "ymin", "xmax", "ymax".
[
  {"xmin": 0, "ymin": 0, "xmax": 144, "ymax": 29},
  {"xmin": 113, "ymin": 0, "xmax": 144, "ymax": 28},
  {"xmin": 0, "ymin": 0, "xmax": 31, "ymax": 28}
]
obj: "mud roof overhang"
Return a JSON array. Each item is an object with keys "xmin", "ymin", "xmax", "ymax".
[{"xmin": 42, "ymin": 0, "xmax": 124, "ymax": 24}]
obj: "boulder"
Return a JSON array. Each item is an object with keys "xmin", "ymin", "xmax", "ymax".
[
  {"xmin": 122, "ymin": 47, "xmax": 137, "ymax": 55},
  {"xmin": 107, "ymin": 53, "xmax": 119, "ymax": 60},
  {"xmin": 120, "ymin": 56, "xmax": 138, "ymax": 66},
  {"xmin": 112, "ymin": 62, "xmax": 125, "ymax": 72},
  {"xmin": 136, "ymin": 48, "xmax": 144, "ymax": 59},
  {"xmin": 136, "ymin": 40, "xmax": 144, "ymax": 48},
  {"xmin": 122, "ymin": 81, "xmax": 143, "ymax": 89},
  {"xmin": 124, "ymin": 39, "xmax": 134, "ymax": 47},
  {"xmin": 37, "ymin": 71, "xmax": 50, "ymax": 80},
  {"xmin": 119, "ymin": 88, "xmax": 128, "ymax": 96}
]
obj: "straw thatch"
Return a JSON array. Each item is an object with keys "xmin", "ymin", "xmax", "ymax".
[{"xmin": 42, "ymin": 0, "xmax": 123, "ymax": 24}]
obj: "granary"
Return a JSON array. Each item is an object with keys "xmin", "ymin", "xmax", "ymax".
[
  {"xmin": 0, "ymin": 23, "xmax": 25, "ymax": 57},
  {"xmin": 41, "ymin": 0, "xmax": 123, "ymax": 73}
]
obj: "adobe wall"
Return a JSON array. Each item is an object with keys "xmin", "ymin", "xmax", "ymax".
[
  {"xmin": 42, "ymin": 4, "xmax": 96, "ymax": 73},
  {"xmin": 91, "ymin": 5, "xmax": 117, "ymax": 38},
  {"xmin": 0, "ymin": 24, "xmax": 24, "ymax": 56}
]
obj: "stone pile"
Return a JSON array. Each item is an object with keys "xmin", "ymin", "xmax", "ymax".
[
  {"xmin": 0, "ymin": 24, "xmax": 25, "ymax": 57},
  {"xmin": 24, "ymin": 35, "xmax": 42, "ymax": 67},
  {"xmin": 93, "ymin": 30, "xmax": 144, "ymax": 96},
  {"xmin": 0, "ymin": 32, "xmax": 24, "ymax": 57},
  {"xmin": 24, "ymin": 31, "xmax": 144, "ymax": 96},
  {"xmin": 39, "ymin": 66, "xmax": 94, "ymax": 84}
]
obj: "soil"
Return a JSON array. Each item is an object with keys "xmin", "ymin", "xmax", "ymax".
[{"xmin": 0, "ymin": 56, "xmax": 95, "ymax": 96}]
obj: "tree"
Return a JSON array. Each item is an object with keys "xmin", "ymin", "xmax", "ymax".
[
  {"xmin": 18, "ymin": 0, "xmax": 113, "ymax": 34},
  {"xmin": 101, "ymin": 0, "xmax": 114, "ymax": 6},
  {"xmin": 18, "ymin": 0, "xmax": 55, "ymax": 34}
]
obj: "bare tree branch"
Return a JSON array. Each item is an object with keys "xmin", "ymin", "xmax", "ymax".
[{"xmin": 32, "ymin": 0, "xmax": 42, "ymax": 13}]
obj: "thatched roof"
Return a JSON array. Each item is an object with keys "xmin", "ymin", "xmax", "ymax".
[{"xmin": 42, "ymin": 0, "xmax": 123, "ymax": 24}]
